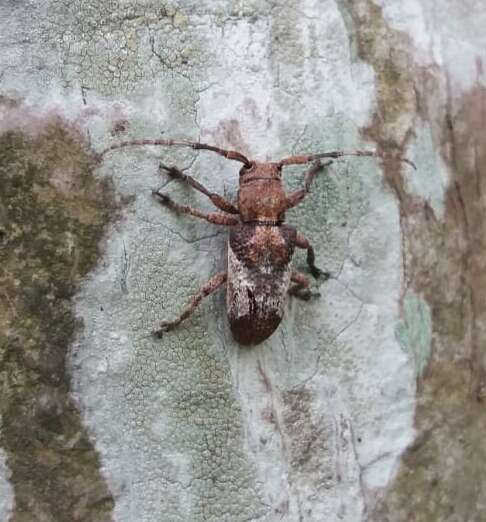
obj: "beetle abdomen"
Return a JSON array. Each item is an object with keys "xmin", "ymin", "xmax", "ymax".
[{"xmin": 227, "ymin": 224, "xmax": 295, "ymax": 345}]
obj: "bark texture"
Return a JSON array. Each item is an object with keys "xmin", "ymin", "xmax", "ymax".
[{"xmin": 0, "ymin": 1, "xmax": 484, "ymax": 521}]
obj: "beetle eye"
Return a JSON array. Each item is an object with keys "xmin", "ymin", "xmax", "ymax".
[{"xmin": 240, "ymin": 162, "xmax": 254, "ymax": 175}]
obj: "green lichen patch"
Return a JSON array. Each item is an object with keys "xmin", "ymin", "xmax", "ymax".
[
  {"xmin": 395, "ymin": 292, "xmax": 432, "ymax": 379},
  {"xmin": 0, "ymin": 117, "xmax": 118, "ymax": 521}
]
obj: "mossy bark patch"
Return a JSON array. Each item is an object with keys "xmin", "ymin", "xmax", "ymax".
[
  {"xmin": 0, "ymin": 116, "xmax": 118, "ymax": 521},
  {"xmin": 340, "ymin": 1, "xmax": 486, "ymax": 520}
]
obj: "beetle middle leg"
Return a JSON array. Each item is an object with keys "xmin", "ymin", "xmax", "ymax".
[
  {"xmin": 160, "ymin": 164, "xmax": 239, "ymax": 214},
  {"xmin": 153, "ymin": 271, "xmax": 227, "ymax": 337},
  {"xmin": 153, "ymin": 190, "xmax": 239, "ymax": 226},
  {"xmin": 295, "ymin": 232, "xmax": 330, "ymax": 279}
]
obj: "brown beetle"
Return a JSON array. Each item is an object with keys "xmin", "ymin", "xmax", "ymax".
[{"xmin": 102, "ymin": 139, "xmax": 414, "ymax": 345}]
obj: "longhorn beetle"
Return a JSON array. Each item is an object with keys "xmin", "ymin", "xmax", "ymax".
[{"xmin": 102, "ymin": 139, "xmax": 414, "ymax": 345}]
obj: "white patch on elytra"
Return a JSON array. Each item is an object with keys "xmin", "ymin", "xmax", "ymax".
[{"xmin": 227, "ymin": 245, "xmax": 291, "ymax": 321}]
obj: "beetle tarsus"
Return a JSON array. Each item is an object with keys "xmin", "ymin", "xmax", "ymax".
[
  {"xmin": 152, "ymin": 190, "xmax": 170, "ymax": 204},
  {"xmin": 153, "ymin": 321, "xmax": 172, "ymax": 338},
  {"xmin": 309, "ymin": 265, "xmax": 331, "ymax": 280},
  {"xmin": 160, "ymin": 164, "xmax": 184, "ymax": 179},
  {"xmin": 312, "ymin": 267, "xmax": 331, "ymax": 280},
  {"xmin": 292, "ymin": 289, "xmax": 321, "ymax": 301},
  {"xmin": 310, "ymin": 265, "xmax": 324, "ymax": 279}
]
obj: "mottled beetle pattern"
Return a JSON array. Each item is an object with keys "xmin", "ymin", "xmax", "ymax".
[{"xmin": 102, "ymin": 139, "xmax": 414, "ymax": 345}]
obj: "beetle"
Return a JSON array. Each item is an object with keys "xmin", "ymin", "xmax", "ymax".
[{"xmin": 102, "ymin": 138, "xmax": 414, "ymax": 345}]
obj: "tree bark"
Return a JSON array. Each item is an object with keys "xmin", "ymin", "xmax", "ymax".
[{"xmin": 0, "ymin": 1, "xmax": 484, "ymax": 521}]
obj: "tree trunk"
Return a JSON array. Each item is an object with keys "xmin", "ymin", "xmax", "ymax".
[{"xmin": 0, "ymin": 1, "xmax": 484, "ymax": 521}]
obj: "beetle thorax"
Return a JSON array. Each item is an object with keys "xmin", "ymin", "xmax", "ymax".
[{"xmin": 238, "ymin": 162, "xmax": 287, "ymax": 223}]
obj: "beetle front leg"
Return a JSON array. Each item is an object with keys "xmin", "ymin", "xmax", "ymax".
[
  {"xmin": 294, "ymin": 232, "xmax": 330, "ymax": 279},
  {"xmin": 286, "ymin": 160, "xmax": 333, "ymax": 209},
  {"xmin": 153, "ymin": 191, "xmax": 239, "ymax": 226},
  {"xmin": 160, "ymin": 164, "xmax": 239, "ymax": 214},
  {"xmin": 153, "ymin": 272, "xmax": 227, "ymax": 337}
]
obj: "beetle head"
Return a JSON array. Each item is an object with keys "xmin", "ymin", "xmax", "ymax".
[
  {"xmin": 238, "ymin": 161, "xmax": 282, "ymax": 185},
  {"xmin": 237, "ymin": 161, "xmax": 287, "ymax": 223}
]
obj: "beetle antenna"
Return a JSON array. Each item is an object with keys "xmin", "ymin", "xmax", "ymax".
[
  {"xmin": 101, "ymin": 139, "xmax": 252, "ymax": 167},
  {"xmin": 279, "ymin": 149, "xmax": 416, "ymax": 170}
]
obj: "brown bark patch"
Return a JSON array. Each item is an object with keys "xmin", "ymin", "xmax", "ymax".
[
  {"xmin": 340, "ymin": 1, "xmax": 486, "ymax": 520},
  {"xmin": 0, "ymin": 113, "xmax": 119, "ymax": 521}
]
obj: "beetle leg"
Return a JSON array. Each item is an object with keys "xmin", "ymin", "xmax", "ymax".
[
  {"xmin": 160, "ymin": 164, "xmax": 239, "ymax": 214},
  {"xmin": 286, "ymin": 160, "xmax": 333, "ymax": 209},
  {"xmin": 294, "ymin": 232, "xmax": 330, "ymax": 279},
  {"xmin": 152, "ymin": 191, "xmax": 239, "ymax": 226},
  {"xmin": 289, "ymin": 272, "xmax": 320, "ymax": 300},
  {"xmin": 153, "ymin": 272, "xmax": 227, "ymax": 337}
]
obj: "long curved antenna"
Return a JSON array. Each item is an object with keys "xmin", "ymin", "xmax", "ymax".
[
  {"xmin": 101, "ymin": 139, "xmax": 252, "ymax": 167},
  {"xmin": 279, "ymin": 149, "xmax": 416, "ymax": 170}
]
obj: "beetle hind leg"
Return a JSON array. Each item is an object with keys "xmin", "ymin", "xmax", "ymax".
[
  {"xmin": 153, "ymin": 272, "xmax": 227, "ymax": 337},
  {"xmin": 294, "ymin": 232, "xmax": 330, "ymax": 279},
  {"xmin": 289, "ymin": 272, "xmax": 320, "ymax": 301}
]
